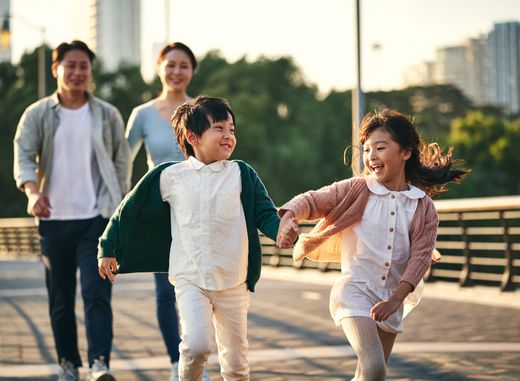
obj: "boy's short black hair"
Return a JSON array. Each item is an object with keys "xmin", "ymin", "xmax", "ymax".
[
  {"xmin": 52, "ymin": 40, "xmax": 96, "ymax": 64},
  {"xmin": 172, "ymin": 96, "xmax": 235, "ymax": 158}
]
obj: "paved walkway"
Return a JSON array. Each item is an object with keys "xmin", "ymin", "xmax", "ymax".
[{"xmin": 1, "ymin": 259, "xmax": 519, "ymax": 381}]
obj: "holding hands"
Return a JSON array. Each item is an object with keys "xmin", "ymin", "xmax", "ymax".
[{"xmin": 276, "ymin": 210, "xmax": 299, "ymax": 248}]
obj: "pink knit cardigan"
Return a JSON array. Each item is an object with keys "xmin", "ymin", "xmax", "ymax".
[{"xmin": 279, "ymin": 177, "xmax": 439, "ymax": 288}]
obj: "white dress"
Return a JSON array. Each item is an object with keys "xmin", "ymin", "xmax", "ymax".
[{"xmin": 329, "ymin": 177, "xmax": 426, "ymax": 334}]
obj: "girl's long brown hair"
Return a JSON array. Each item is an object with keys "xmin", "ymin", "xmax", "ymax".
[{"xmin": 359, "ymin": 109, "xmax": 469, "ymax": 196}]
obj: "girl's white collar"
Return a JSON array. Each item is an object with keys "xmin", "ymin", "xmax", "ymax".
[{"xmin": 365, "ymin": 176, "xmax": 426, "ymax": 199}]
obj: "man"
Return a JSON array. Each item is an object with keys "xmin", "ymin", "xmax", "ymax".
[{"xmin": 13, "ymin": 40, "xmax": 130, "ymax": 381}]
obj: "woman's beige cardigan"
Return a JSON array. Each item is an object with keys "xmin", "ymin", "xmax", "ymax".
[{"xmin": 279, "ymin": 177, "xmax": 439, "ymax": 288}]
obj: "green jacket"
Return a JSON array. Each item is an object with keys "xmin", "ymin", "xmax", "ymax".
[{"xmin": 98, "ymin": 160, "xmax": 280, "ymax": 292}]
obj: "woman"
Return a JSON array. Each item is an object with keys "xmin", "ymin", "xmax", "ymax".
[{"xmin": 126, "ymin": 42, "xmax": 210, "ymax": 381}]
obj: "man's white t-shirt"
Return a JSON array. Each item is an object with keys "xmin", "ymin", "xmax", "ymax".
[{"xmin": 45, "ymin": 102, "xmax": 101, "ymax": 220}]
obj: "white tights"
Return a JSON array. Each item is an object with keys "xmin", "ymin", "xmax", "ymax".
[{"xmin": 341, "ymin": 317, "xmax": 396, "ymax": 381}]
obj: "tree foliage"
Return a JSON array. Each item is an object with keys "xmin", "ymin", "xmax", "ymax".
[
  {"xmin": 0, "ymin": 46, "xmax": 516, "ymax": 217},
  {"xmin": 447, "ymin": 111, "xmax": 520, "ymax": 197}
]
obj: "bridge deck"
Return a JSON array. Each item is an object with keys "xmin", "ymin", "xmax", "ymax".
[{"xmin": 1, "ymin": 259, "xmax": 519, "ymax": 381}]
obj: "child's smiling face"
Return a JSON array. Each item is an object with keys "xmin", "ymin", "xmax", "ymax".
[
  {"xmin": 363, "ymin": 127, "xmax": 411, "ymax": 191},
  {"xmin": 187, "ymin": 113, "xmax": 236, "ymax": 164}
]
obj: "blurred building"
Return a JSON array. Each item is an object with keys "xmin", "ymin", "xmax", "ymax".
[
  {"xmin": 489, "ymin": 21, "xmax": 520, "ymax": 115},
  {"xmin": 465, "ymin": 36, "xmax": 492, "ymax": 106},
  {"xmin": 75, "ymin": 0, "xmax": 141, "ymax": 71},
  {"xmin": 0, "ymin": 0, "xmax": 10, "ymax": 63},
  {"xmin": 407, "ymin": 21, "xmax": 520, "ymax": 115},
  {"xmin": 434, "ymin": 46, "xmax": 468, "ymax": 95},
  {"xmin": 403, "ymin": 61, "xmax": 435, "ymax": 87}
]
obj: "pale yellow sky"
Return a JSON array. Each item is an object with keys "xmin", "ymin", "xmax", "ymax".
[{"xmin": 9, "ymin": 0, "xmax": 520, "ymax": 93}]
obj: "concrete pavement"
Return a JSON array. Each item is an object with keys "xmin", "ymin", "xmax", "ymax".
[{"xmin": 1, "ymin": 259, "xmax": 519, "ymax": 381}]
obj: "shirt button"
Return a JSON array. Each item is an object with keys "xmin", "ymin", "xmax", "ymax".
[
  {"xmin": 382, "ymin": 276, "xmax": 386, "ymax": 280},
  {"xmin": 389, "ymin": 228, "xmax": 394, "ymax": 232},
  {"xmin": 390, "ymin": 211, "xmax": 395, "ymax": 216},
  {"xmin": 391, "ymin": 195, "xmax": 396, "ymax": 199},
  {"xmin": 387, "ymin": 245, "xmax": 392, "ymax": 250},
  {"xmin": 385, "ymin": 262, "xmax": 390, "ymax": 267}
]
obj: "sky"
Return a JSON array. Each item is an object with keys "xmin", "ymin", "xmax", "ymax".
[{"xmin": 7, "ymin": 0, "xmax": 520, "ymax": 94}]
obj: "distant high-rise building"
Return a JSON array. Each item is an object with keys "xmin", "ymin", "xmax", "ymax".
[
  {"xmin": 434, "ymin": 46, "xmax": 468, "ymax": 96},
  {"xmin": 76, "ymin": 0, "xmax": 141, "ymax": 71},
  {"xmin": 489, "ymin": 21, "xmax": 520, "ymax": 115},
  {"xmin": 403, "ymin": 61, "xmax": 435, "ymax": 87},
  {"xmin": 0, "ymin": 0, "xmax": 11, "ymax": 63},
  {"xmin": 465, "ymin": 36, "xmax": 492, "ymax": 106}
]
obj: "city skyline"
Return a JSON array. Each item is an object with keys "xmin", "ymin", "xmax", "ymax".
[{"xmin": 6, "ymin": 0, "xmax": 520, "ymax": 94}]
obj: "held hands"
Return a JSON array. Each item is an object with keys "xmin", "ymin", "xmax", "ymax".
[
  {"xmin": 98, "ymin": 258, "xmax": 118, "ymax": 284},
  {"xmin": 276, "ymin": 210, "xmax": 299, "ymax": 248}
]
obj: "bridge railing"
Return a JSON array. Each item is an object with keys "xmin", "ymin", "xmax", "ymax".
[
  {"xmin": 1, "ymin": 195, "xmax": 519, "ymax": 291},
  {"xmin": 260, "ymin": 195, "xmax": 520, "ymax": 291}
]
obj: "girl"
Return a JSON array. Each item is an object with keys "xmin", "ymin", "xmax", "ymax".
[{"xmin": 276, "ymin": 109, "xmax": 468, "ymax": 381}]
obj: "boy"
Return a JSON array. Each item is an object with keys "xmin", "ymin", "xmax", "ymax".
[{"xmin": 98, "ymin": 96, "xmax": 280, "ymax": 381}]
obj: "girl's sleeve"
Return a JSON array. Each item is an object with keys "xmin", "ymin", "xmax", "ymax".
[
  {"xmin": 126, "ymin": 107, "xmax": 145, "ymax": 161},
  {"xmin": 400, "ymin": 198, "xmax": 439, "ymax": 288},
  {"xmin": 279, "ymin": 180, "xmax": 351, "ymax": 221}
]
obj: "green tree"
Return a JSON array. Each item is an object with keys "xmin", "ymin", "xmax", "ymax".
[
  {"xmin": 0, "ymin": 45, "xmax": 54, "ymax": 217},
  {"xmin": 1, "ymin": 47, "xmax": 516, "ymax": 217},
  {"xmin": 447, "ymin": 111, "xmax": 520, "ymax": 197}
]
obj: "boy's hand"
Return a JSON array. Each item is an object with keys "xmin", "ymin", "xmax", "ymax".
[
  {"xmin": 98, "ymin": 258, "xmax": 118, "ymax": 284},
  {"xmin": 276, "ymin": 211, "xmax": 299, "ymax": 248}
]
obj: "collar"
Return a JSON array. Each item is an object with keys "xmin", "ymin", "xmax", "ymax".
[
  {"xmin": 187, "ymin": 156, "xmax": 226, "ymax": 172},
  {"xmin": 365, "ymin": 176, "xmax": 425, "ymax": 199},
  {"xmin": 49, "ymin": 91, "xmax": 92, "ymax": 110}
]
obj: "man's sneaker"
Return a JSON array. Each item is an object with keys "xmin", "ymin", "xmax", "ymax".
[
  {"xmin": 58, "ymin": 359, "xmax": 79, "ymax": 381},
  {"xmin": 85, "ymin": 356, "xmax": 115, "ymax": 381},
  {"xmin": 169, "ymin": 362, "xmax": 179, "ymax": 381}
]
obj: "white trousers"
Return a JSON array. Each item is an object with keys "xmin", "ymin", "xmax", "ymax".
[{"xmin": 175, "ymin": 281, "xmax": 250, "ymax": 381}]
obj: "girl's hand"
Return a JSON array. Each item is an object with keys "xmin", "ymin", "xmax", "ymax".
[
  {"xmin": 370, "ymin": 281, "xmax": 413, "ymax": 321},
  {"xmin": 98, "ymin": 258, "xmax": 118, "ymax": 284},
  {"xmin": 276, "ymin": 211, "xmax": 299, "ymax": 248},
  {"xmin": 370, "ymin": 299, "xmax": 402, "ymax": 322}
]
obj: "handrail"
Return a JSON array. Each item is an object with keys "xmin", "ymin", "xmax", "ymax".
[
  {"xmin": 433, "ymin": 195, "xmax": 520, "ymax": 212},
  {"xmin": 1, "ymin": 195, "xmax": 519, "ymax": 291}
]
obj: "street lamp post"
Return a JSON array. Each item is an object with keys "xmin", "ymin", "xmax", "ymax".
[
  {"xmin": 1, "ymin": 14, "xmax": 47, "ymax": 99},
  {"xmin": 351, "ymin": 0, "xmax": 365, "ymax": 175}
]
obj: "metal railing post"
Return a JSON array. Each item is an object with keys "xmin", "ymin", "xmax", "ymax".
[
  {"xmin": 499, "ymin": 211, "xmax": 514, "ymax": 291},
  {"xmin": 458, "ymin": 212, "xmax": 473, "ymax": 287}
]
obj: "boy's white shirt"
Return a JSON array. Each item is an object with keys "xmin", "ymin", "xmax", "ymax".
[{"xmin": 160, "ymin": 156, "xmax": 249, "ymax": 290}]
